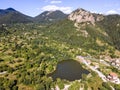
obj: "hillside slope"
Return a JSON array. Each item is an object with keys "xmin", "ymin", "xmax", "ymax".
[
  {"xmin": 34, "ymin": 10, "xmax": 67, "ymax": 23},
  {"xmin": 97, "ymin": 15, "xmax": 120, "ymax": 50},
  {"xmin": 41, "ymin": 9, "xmax": 120, "ymax": 58},
  {"xmin": 0, "ymin": 8, "xmax": 33, "ymax": 24}
]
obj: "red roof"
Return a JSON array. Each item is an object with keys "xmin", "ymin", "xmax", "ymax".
[{"xmin": 109, "ymin": 72, "xmax": 118, "ymax": 77}]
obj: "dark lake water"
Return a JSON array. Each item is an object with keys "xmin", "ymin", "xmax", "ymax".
[{"xmin": 49, "ymin": 60, "xmax": 89, "ymax": 81}]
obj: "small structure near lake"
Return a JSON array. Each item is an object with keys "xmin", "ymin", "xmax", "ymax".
[
  {"xmin": 107, "ymin": 72, "xmax": 120, "ymax": 84},
  {"xmin": 110, "ymin": 58, "xmax": 120, "ymax": 70}
]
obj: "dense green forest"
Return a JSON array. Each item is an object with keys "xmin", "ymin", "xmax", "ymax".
[
  {"xmin": 0, "ymin": 23, "xmax": 80, "ymax": 90},
  {"xmin": 97, "ymin": 15, "xmax": 120, "ymax": 50}
]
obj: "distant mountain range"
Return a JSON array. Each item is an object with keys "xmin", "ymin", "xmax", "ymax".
[
  {"xmin": 0, "ymin": 8, "xmax": 67, "ymax": 24},
  {"xmin": 0, "ymin": 7, "xmax": 120, "ymax": 25},
  {"xmin": 0, "ymin": 8, "xmax": 33, "ymax": 24}
]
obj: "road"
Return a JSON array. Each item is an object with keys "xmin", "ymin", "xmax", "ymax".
[
  {"xmin": 77, "ymin": 56, "xmax": 116, "ymax": 90},
  {"xmin": 82, "ymin": 58, "xmax": 107, "ymax": 82}
]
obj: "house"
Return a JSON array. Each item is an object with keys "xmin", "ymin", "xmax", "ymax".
[
  {"xmin": 108, "ymin": 72, "xmax": 118, "ymax": 80},
  {"xmin": 107, "ymin": 72, "xmax": 120, "ymax": 84},
  {"xmin": 111, "ymin": 59, "xmax": 120, "ymax": 68}
]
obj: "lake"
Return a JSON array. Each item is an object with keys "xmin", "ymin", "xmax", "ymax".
[{"xmin": 49, "ymin": 59, "xmax": 89, "ymax": 81}]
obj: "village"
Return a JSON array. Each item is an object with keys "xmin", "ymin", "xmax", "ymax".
[
  {"xmin": 76, "ymin": 56, "xmax": 120, "ymax": 85},
  {"xmin": 110, "ymin": 58, "xmax": 120, "ymax": 70}
]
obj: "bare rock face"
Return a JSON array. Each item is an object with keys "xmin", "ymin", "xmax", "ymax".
[{"xmin": 68, "ymin": 8, "xmax": 104, "ymax": 25}]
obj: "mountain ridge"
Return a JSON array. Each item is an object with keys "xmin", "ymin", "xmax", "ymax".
[
  {"xmin": 0, "ymin": 8, "xmax": 33, "ymax": 24},
  {"xmin": 0, "ymin": 7, "xmax": 120, "ymax": 24},
  {"xmin": 34, "ymin": 10, "xmax": 68, "ymax": 23}
]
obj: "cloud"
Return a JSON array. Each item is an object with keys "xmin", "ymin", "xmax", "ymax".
[
  {"xmin": 41, "ymin": 5, "xmax": 72, "ymax": 14},
  {"xmin": 50, "ymin": 0, "xmax": 62, "ymax": 4},
  {"xmin": 106, "ymin": 10, "xmax": 118, "ymax": 15},
  {"xmin": 117, "ymin": 8, "xmax": 120, "ymax": 11}
]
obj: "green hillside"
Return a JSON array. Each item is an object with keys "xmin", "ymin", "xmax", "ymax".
[
  {"xmin": 42, "ymin": 19, "xmax": 119, "ymax": 58},
  {"xmin": 97, "ymin": 15, "xmax": 120, "ymax": 50}
]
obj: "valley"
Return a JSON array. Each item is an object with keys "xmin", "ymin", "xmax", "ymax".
[{"xmin": 0, "ymin": 8, "xmax": 120, "ymax": 90}]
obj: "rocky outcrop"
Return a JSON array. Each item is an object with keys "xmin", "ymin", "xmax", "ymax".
[{"xmin": 68, "ymin": 8, "xmax": 104, "ymax": 25}]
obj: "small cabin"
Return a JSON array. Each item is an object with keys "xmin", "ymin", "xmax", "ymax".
[{"xmin": 107, "ymin": 72, "xmax": 120, "ymax": 84}]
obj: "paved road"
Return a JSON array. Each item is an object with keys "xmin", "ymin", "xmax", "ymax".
[{"xmin": 82, "ymin": 59, "xmax": 107, "ymax": 82}]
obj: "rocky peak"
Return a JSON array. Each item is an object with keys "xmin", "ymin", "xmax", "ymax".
[{"xmin": 68, "ymin": 8, "xmax": 104, "ymax": 25}]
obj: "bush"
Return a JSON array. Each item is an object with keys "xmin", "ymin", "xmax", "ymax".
[
  {"xmin": 12, "ymin": 86, "xmax": 18, "ymax": 90},
  {"xmin": 36, "ymin": 84, "xmax": 45, "ymax": 90},
  {"xmin": 56, "ymin": 78, "xmax": 64, "ymax": 89},
  {"xmin": 8, "ymin": 80, "xmax": 17, "ymax": 89},
  {"xmin": 102, "ymin": 82, "xmax": 112, "ymax": 90},
  {"xmin": 114, "ymin": 84, "xmax": 120, "ymax": 90},
  {"xmin": 98, "ymin": 86, "xmax": 108, "ymax": 90},
  {"xmin": 0, "ymin": 58, "xmax": 4, "ymax": 62}
]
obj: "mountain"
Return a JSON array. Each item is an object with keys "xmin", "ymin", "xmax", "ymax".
[
  {"xmin": 0, "ymin": 7, "xmax": 120, "ymax": 52},
  {"xmin": 0, "ymin": 8, "xmax": 33, "ymax": 24},
  {"xmin": 42, "ymin": 8, "xmax": 120, "ymax": 58},
  {"xmin": 0, "ymin": 8, "xmax": 16, "ymax": 15},
  {"xmin": 68, "ymin": 8, "xmax": 120, "ymax": 50},
  {"xmin": 34, "ymin": 10, "xmax": 68, "ymax": 23},
  {"xmin": 68, "ymin": 8, "xmax": 104, "ymax": 25},
  {"xmin": 0, "ymin": 8, "xmax": 67, "ymax": 24}
]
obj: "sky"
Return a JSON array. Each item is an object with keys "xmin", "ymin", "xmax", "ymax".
[{"xmin": 1, "ymin": 0, "xmax": 120, "ymax": 17}]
